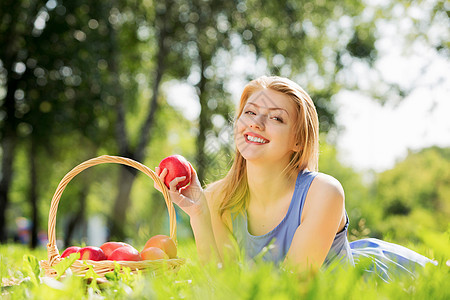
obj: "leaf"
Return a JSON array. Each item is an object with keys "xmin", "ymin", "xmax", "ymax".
[
  {"xmin": 105, "ymin": 262, "xmax": 122, "ymax": 282},
  {"xmin": 22, "ymin": 254, "xmax": 41, "ymax": 286},
  {"xmin": 52, "ymin": 252, "xmax": 80, "ymax": 280},
  {"xmin": 83, "ymin": 262, "xmax": 101, "ymax": 291}
]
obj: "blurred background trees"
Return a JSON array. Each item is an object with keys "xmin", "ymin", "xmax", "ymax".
[{"xmin": 0, "ymin": 0, "xmax": 448, "ymax": 249}]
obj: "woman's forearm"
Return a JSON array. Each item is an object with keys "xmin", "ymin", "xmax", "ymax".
[{"xmin": 189, "ymin": 206, "xmax": 222, "ymax": 264}]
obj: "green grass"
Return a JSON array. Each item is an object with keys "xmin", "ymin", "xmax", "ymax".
[{"xmin": 1, "ymin": 240, "xmax": 449, "ymax": 300}]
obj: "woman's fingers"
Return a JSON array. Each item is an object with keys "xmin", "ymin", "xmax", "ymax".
[
  {"xmin": 168, "ymin": 176, "xmax": 186, "ymax": 192},
  {"xmin": 154, "ymin": 167, "xmax": 168, "ymax": 192},
  {"xmin": 153, "ymin": 163, "xmax": 204, "ymax": 212}
]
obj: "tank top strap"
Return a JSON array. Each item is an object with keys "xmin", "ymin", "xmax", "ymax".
[{"xmin": 290, "ymin": 169, "xmax": 319, "ymax": 222}]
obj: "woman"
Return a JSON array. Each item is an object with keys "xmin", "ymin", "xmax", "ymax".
[{"xmin": 156, "ymin": 76, "xmax": 435, "ymax": 280}]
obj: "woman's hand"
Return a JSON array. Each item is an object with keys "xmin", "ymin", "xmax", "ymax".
[
  {"xmin": 154, "ymin": 164, "xmax": 207, "ymax": 218},
  {"xmin": 154, "ymin": 163, "xmax": 221, "ymax": 263}
]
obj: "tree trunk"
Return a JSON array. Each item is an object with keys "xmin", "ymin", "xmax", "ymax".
[
  {"xmin": 109, "ymin": 4, "xmax": 169, "ymax": 240},
  {"xmin": 0, "ymin": 0, "xmax": 23, "ymax": 244},
  {"xmin": 0, "ymin": 71, "xmax": 20, "ymax": 243},
  {"xmin": 195, "ymin": 55, "xmax": 210, "ymax": 185},
  {"xmin": 64, "ymin": 181, "xmax": 89, "ymax": 247},
  {"xmin": 0, "ymin": 135, "xmax": 16, "ymax": 243},
  {"xmin": 29, "ymin": 140, "xmax": 39, "ymax": 248},
  {"xmin": 110, "ymin": 167, "xmax": 137, "ymax": 240}
]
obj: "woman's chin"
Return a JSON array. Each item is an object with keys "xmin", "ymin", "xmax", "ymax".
[{"xmin": 239, "ymin": 150, "xmax": 266, "ymax": 162}]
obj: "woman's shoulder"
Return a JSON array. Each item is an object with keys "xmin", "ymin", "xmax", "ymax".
[
  {"xmin": 308, "ymin": 172, "xmax": 345, "ymax": 204},
  {"xmin": 301, "ymin": 171, "xmax": 345, "ymax": 223},
  {"xmin": 314, "ymin": 171, "xmax": 343, "ymax": 188},
  {"xmin": 204, "ymin": 178, "xmax": 226, "ymax": 195},
  {"xmin": 204, "ymin": 179, "xmax": 226, "ymax": 208}
]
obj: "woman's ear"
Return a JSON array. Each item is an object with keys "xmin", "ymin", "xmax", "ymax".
[{"xmin": 293, "ymin": 143, "xmax": 301, "ymax": 152}]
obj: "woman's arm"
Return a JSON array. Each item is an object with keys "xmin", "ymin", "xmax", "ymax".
[
  {"xmin": 155, "ymin": 166, "xmax": 220, "ymax": 264},
  {"xmin": 283, "ymin": 174, "xmax": 345, "ymax": 273},
  {"xmin": 204, "ymin": 181, "xmax": 240, "ymax": 263},
  {"xmin": 187, "ymin": 193, "xmax": 222, "ymax": 264}
]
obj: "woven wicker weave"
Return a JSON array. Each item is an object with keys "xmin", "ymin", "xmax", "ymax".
[{"xmin": 39, "ymin": 155, "xmax": 185, "ymax": 277}]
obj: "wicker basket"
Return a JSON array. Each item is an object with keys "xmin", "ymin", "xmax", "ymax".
[{"xmin": 40, "ymin": 155, "xmax": 185, "ymax": 278}]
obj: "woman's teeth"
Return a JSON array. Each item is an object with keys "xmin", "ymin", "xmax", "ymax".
[{"xmin": 246, "ymin": 135, "xmax": 268, "ymax": 143}]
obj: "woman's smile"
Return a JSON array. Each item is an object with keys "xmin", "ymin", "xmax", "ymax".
[{"xmin": 244, "ymin": 133, "xmax": 270, "ymax": 144}]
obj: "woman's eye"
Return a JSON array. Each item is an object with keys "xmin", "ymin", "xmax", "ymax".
[
  {"xmin": 271, "ymin": 116, "xmax": 283, "ymax": 123},
  {"xmin": 244, "ymin": 110, "xmax": 256, "ymax": 115}
]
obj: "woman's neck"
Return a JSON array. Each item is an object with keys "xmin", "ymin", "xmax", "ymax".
[{"xmin": 245, "ymin": 161, "xmax": 297, "ymax": 206}]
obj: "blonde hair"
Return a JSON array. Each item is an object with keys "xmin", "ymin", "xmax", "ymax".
[{"xmin": 218, "ymin": 76, "xmax": 319, "ymax": 217}]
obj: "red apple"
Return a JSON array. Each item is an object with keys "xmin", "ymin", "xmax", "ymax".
[
  {"xmin": 100, "ymin": 242, "xmax": 133, "ymax": 259},
  {"xmin": 78, "ymin": 246, "xmax": 107, "ymax": 261},
  {"xmin": 143, "ymin": 235, "xmax": 177, "ymax": 259},
  {"xmin": 61, "ymin": 246, "xmax": 81, "ymax": 258},
  {"xmin": 158, "ymin": 155, "xmax": 192, "ymax": 190},
  {"xmin": 108, "ymin": 246, "xmax": 142, "ymax": 261}
]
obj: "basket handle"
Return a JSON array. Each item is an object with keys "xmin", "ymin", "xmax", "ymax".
[{"xmin": 47, "ymin": 155, "xmax": 176, "ymax": 249}]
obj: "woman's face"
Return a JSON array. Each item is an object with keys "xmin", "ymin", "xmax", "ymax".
[{"xmin": 235, "ymin": 88, "xmax": 299, "ymax": 165}]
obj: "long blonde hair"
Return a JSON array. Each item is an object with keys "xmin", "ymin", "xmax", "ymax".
[{"xmin": 218, "ymin": 76, "xmax": 319, "ymax": 217}]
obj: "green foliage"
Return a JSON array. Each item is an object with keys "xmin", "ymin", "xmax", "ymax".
[
  {"xmin": 319, "ymin": 142, "xmax": 449, "ymax": 253},
  {"xmin": 346, "ymin": 23, "xmax": 377, "ymax": 64},
  {"xmin": 1, "ymin": 239, "xmax": 449, "ymax": 299},
  {"xmin": 371, "ymin": 147, "xmax": 450, "ymax": 243},
  {"xmin": 52, "ymin": 252, "xmax": 79, "ymax": 280},
  {"xmin": 22, "ymin": 254, "xmax": 41, "ymax": 286}
]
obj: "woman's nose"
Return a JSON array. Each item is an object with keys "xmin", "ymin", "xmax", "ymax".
[{"xmin": 249, "ymin": 114, "xmax": 265, "ymax": 130}]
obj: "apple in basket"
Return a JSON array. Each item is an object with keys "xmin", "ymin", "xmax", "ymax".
[
  {"xmin": 61, "ymin": 246, "xmax": 81, "ymax": 258},
  {"xmin": 143, "ymin": 234, "xmax": 177, "ymax": 259},
  {"xmin": 100, "ymin": 241, "xmax": 134, "ymax": 259},
  {"xmin": 108, "ymin": 245, "xmax": 142, "ymax": 261},
  {"xmin": 158, "ymin": 155, "xmax": 192, "ymax": 190},
  {"xmin": 78, "ymin": 246, "xmax": 107, "ymax": 261},
  {"xmin": 141, "ymin": 247, "xmax": 168, "ymax": 260}
]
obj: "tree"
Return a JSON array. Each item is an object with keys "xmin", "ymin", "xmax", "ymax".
[
  {"xmin": 0, "ymin": 0, "xmax": 32, "ymax": 243},
  {"xmin": 106, "ymin": 0, "xmax": 195, "ymax": 239},
  {"xmin": 369, "ymin": 147, "xmax": 450, "ymax": 243},
  {"xmin": 0, "ymin": 0, "xmax": 115, "ymax": 243},
  {"xmin": 333, "ymin": 0, "xmax": 449, "ymax": 104}
]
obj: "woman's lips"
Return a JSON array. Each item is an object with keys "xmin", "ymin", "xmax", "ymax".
[{"xmin": 244, "ymin": 133, "xmax": 270, "ymax": 144}]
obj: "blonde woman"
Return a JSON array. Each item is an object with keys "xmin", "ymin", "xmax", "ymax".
[{"xmin": 156, "ymin": 76, "xmax": 435, "ymax": 281}]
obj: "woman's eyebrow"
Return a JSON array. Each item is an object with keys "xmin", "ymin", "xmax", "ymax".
[{"xmin": 246, "ymin": 102, "xmax": 289, "ymax": 115}]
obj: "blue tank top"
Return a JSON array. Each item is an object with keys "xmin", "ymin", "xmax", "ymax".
[{"xmin": 232, "ymin": 170, "xmax": 354, "ymax": 267}]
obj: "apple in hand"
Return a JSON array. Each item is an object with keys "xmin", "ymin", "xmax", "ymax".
[
  {"xmin": 141, "ymin": 247, "xmax": 169, "ymax": 260},
  {"xmin": 100, "ymin": 241, "xmax": 133, "ymax": 259},
  {"xmin": 158, "ymin": 155, "xmax": 192, "ymax": 190},
  {"xmin": 144, "ymin": 235, "xmax": 177, "ymax": 259},
  {"xmin": 108, "ymin": 246, "xmax": 142, "ymax": 261},
  {"xmin": 78, "ymin": 246, "xmax": 107, "ymax": 261},
  {"xmin": 61, "ymin": 246, "xmax": 81, "ymax": 258}
]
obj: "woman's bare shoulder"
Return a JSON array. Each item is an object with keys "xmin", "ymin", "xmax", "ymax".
[
  {"xmin": 304, "ymin": 172, "xmax": 345, "ymax": 212},
  {"xmin": 204, "ymin": 179, "xmax": 226, "ymax": 196},
  {"xmin": 204, "ymin": 179, "xmax": 226, "ymax": 209},
  {"xmin": 311, "ymin": 173, "xmax": 345, "ymax": 199}
]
